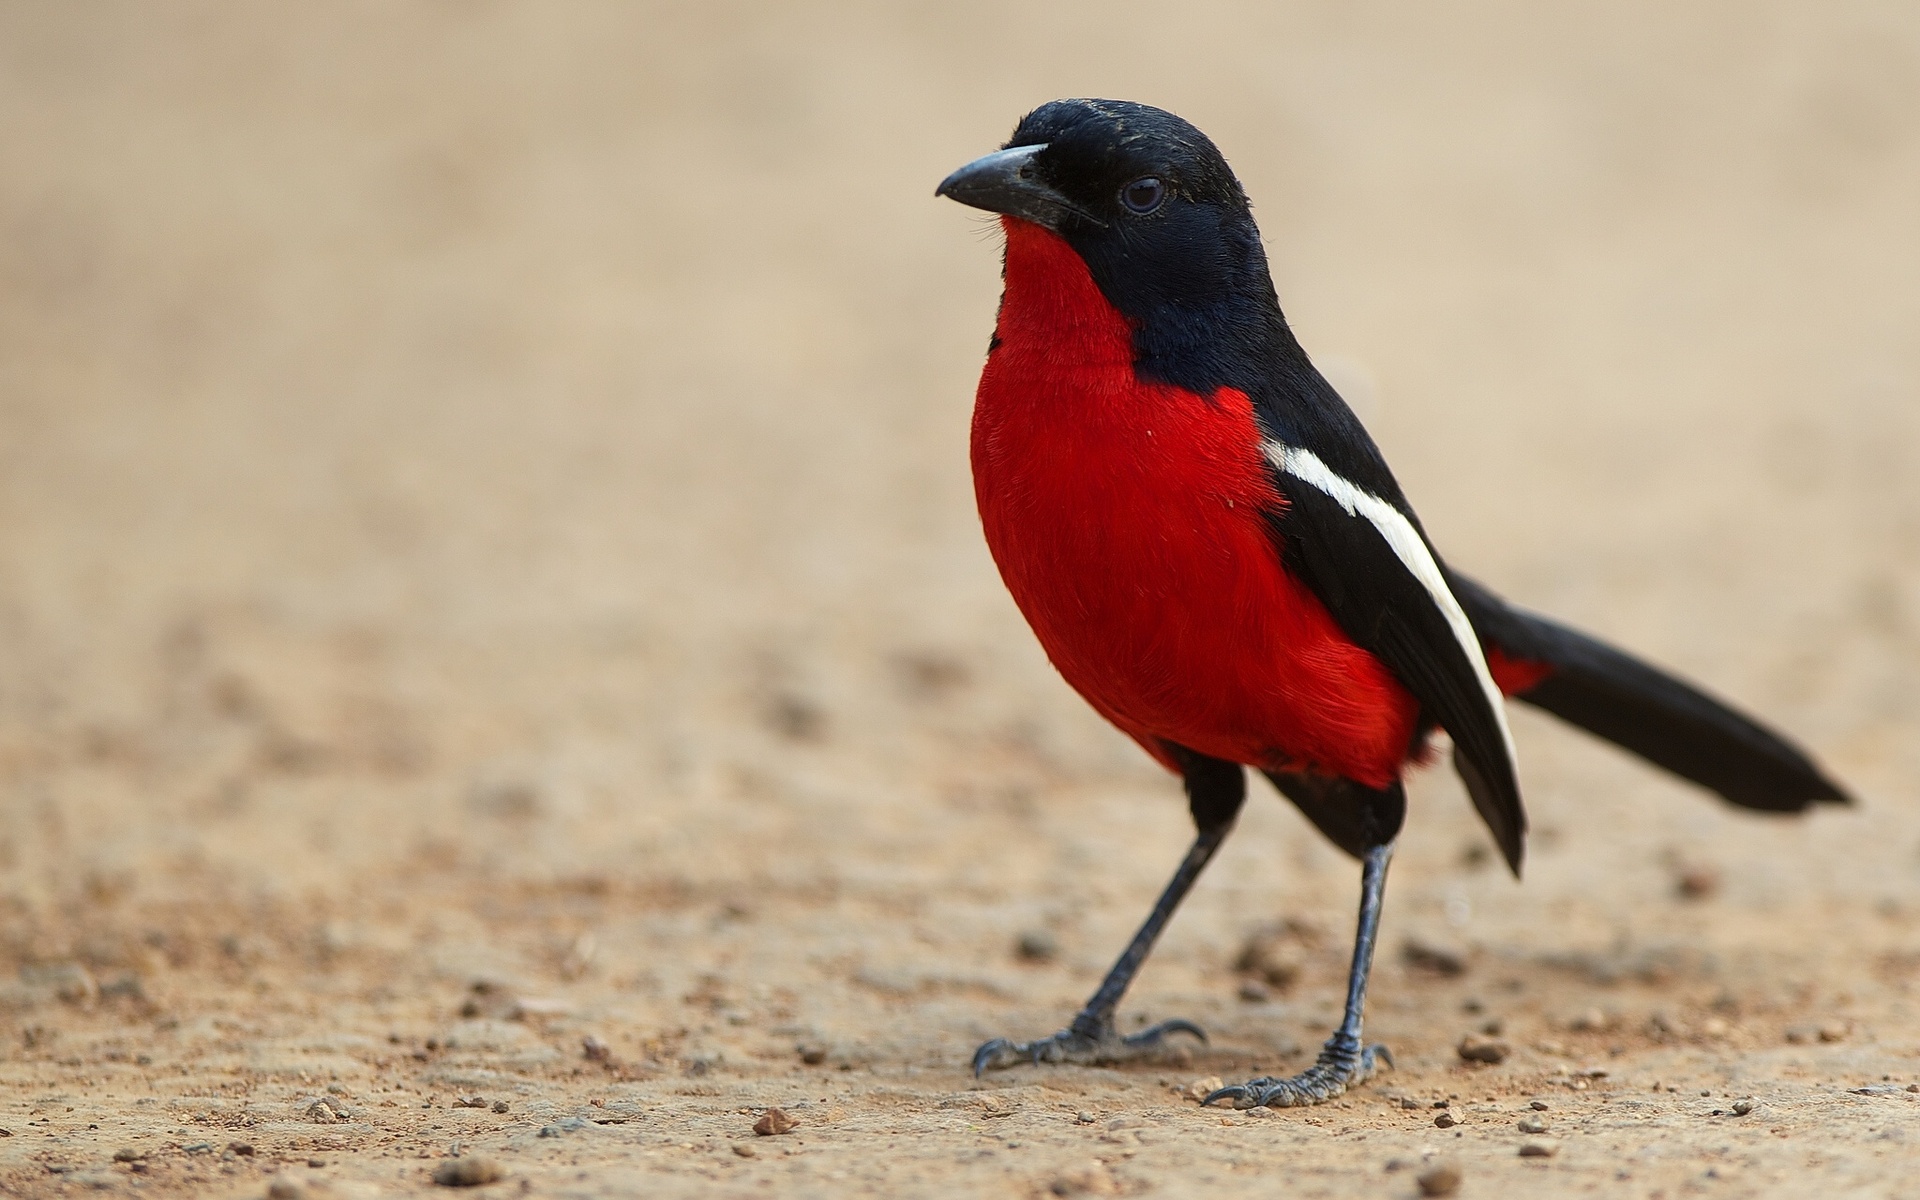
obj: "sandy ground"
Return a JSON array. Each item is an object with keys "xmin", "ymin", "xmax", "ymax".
[{"xmin": 4, "ymin": 3, "xmax": 1920, "ymax": 1197}]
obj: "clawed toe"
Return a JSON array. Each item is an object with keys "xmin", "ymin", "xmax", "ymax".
[
  {"xmin": 971, "ymin": 1017, "xmax": 1207, "ymax": 1076},
  {"xmin": 1202, "ymin": 1036, "xmax": 1391, "ymax": 1108}
]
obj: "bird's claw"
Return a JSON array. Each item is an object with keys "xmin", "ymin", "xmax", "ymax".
[
  {"xmin": 972, "ymin": 1016, "xmax": 1206, "ymax": 1076},
  {"xmin": 1201, "ymin": 1034, "xmax": 1391, "ymax": 1108}
]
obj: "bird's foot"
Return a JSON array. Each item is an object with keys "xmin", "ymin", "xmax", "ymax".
[
  {"xmin": 1201, "ymin": 1033, "xmax": 1391, "ymax": 1108},
  {"xmin": 972, "ymin": 1015, "xmax": 1206, "ymax": 1076}
]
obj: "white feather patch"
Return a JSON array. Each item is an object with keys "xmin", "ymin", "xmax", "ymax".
[{"xmin": 1265, "ymin": 441, "xmax": 1518, "ymax": 772}]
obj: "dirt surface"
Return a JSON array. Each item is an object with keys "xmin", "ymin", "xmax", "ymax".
[{"xmin": 4, "ymin": 4, "xmax": 1920, "ymax": 1198}]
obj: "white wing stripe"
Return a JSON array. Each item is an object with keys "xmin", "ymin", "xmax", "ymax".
[{"xmin": 1264, "ymin": 441, "xmax": 1518, "ymax": 771}]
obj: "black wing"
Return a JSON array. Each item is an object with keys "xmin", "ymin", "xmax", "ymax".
[{"xmin": 1262, "ymin": 441, "xmax": 1528, "ymax": 873}]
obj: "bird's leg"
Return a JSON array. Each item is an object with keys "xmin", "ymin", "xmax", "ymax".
[
  {"xmin": 972, "ymin": 751, "xmax": 1242, "ymax": 1075},
  {"xmin": 1205, "ymin": 840, "xmax": 1396, "ymax": 1107}
]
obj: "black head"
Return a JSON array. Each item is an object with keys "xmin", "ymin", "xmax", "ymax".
[
  {"xmin": 936, "ymin": 99, "xmax": 1273, "ymax": 325},
  {"xmin": 940, "ymin": 100, "xmax": 1403, "ymax": 503}
]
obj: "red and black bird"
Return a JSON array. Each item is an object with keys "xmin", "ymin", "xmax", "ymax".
[{"xmin": 936, "ymin": 99, "xmax": 1849, "ymax": 1108}]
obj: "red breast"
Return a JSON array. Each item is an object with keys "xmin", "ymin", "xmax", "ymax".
[{"xmin": 971, "ymin": 219, "xmax": 1420, "ymax": 786}]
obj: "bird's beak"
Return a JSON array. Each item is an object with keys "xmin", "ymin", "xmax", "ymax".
[{"xmin": 935, "ymin": 144, "xmax": 1099, "ymax": 230}]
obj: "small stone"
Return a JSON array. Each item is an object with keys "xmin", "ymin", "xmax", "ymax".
[
  {"xmin": 1234, "ymin": 920, "xmax": 1316, "ymax": 989},
  {"xmin": 1046, "ymin": 1160, "xmax": 1120, "ymax": 1196},
  {"xmin": 1403, "ymin": 937, "xmax": 1468, "ymax": 977},
  {"xmin": 1530, "ymin": 1100, "xmax": 1549, "ymax": 1111},
  {"xmin": 1569, "ymin": 1008, "xmax": 1611, "ymax": 1033},
  {"xmin": 732, "ymin": 1143, "xmax": 756, "ymax": 1158},
  {"xmin": 306, "ymin": 1159, "xmax": 325, "ymax": 1169},
  {"xmin": 1457, "ymin": 1034, "xmax": 1510, "ymax": 1064},
  {"xmin": 433, "ymin": 1156, "xmax": 506, "ymax": 1187},
  {"xmin": 1237, "ymin": 978, "xmax": 1272, "ymax": 1003},
  {"xmin": 227, "ymin": 1142, "xmax": 255, "ymax": 1157},
  {"xmin": 491, "ymin": 1100, "xmax": 510, "ymax": 1114},
  {"xmin": 582, "ymin": 1035, "xmax": 612, "ymax": 1061},
  {"xmin": 1730, "ymin": 1098, "xmax": 1756, "ymax": 1116},
  {"xmin": 1518, "ymin": 1139, "xmax": 1559, "ymax": 1158},
  {"xmin": 453, "ymin": 1095, "xmax": 487, "ymax": 1109},
  {"xmin": 1416, "ymin": 1160, "xmax": 1463, "ymax": 1196},
  {"xmin": 304, "ymin": 1098, "xmax": 347, "ymax": 1123},
  {"xmin": 1016, "ymin": 930, "xmax": 1059, "ymax": 963},
  {"xmin": 798, "ymin": 1043, "xmax": 828, "ymax": 1065},
  {"xmin": 753, "ymin": 1107, "xmax": 798, "ymax": 1136},
  {"xmin": 1517, "ymin": 1114, "xmax": 1550, "ymax": 1134},
  {"xmin": 266, "ymin": 1178, "xmax": 306, "ymax": 1200},
  {"xmin": 1077, "ymin": 1111, "xmax": 1097, "ymax": 1124},
  {"xmin": 1399, "ymin": 1097, "xmax": 1423, "ymax": 1110},
  {"xmin": 1184, "ymin": 1078, "xmax": 1223, "ymax": 1103},
  {"xmin": 112, "ymin": 1149, "xmax": 145, "ymax": 1163},
  {"xmin": 1818, "ymin": 1020, "xmax": 1849, "ymax": 1043},
  {"xmin": 1434, "ymin": 1111, "xmax": 1458, "ymax": 1129},
  {"xmin": 1674, "ymin": 864, "xmax": 1720, "ymax": 901},
  {"xmin": 1242, "ymin": 1105, "xmax": 1275, "ymax": 1118}
]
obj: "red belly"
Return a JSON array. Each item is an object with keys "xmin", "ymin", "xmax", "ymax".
[{"xmin": 971, "ymin": 221, "xmax": 1418, "ymax": 786}]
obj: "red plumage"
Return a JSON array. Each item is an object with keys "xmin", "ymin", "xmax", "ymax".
[{"xmin": 972, "ymin": 219, "xmax": 1424, "ymax": 787}]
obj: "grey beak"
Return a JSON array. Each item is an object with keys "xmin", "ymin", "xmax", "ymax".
[{"xmin": 935, "ymin": 144, "xmax": 1101, "ymax": 230}]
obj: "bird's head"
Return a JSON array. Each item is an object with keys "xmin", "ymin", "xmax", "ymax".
[{"xmin": 936, "ymin": 99, "xmax": 1273, "ymax": 321}]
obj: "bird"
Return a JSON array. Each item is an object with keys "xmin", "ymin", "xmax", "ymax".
[{"xmin": 934, "ymin": 98, "xmax": 1850, "ymax": 1109}]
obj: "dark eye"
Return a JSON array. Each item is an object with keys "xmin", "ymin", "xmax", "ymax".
[{"xmin": 1120, "ymin": 176, "xmax": 1165, "ymax": 214}]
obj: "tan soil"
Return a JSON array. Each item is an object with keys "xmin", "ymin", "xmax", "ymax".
[{"xmin": 3, "ymin": 4, "xmax": 1919, "ymax": 1198}]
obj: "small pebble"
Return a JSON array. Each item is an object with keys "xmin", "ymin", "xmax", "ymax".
[
  {"xmin": 1077, "ymin": 1111, "xmax": 1097, "ymax": 1124},
  {"xmin": 1434, "ymin": 1112, "xmax": 1458, "ymax": 1129},
  {"xmin": 1016, "ymin": 930, "xmax": 1059, "ymax": 963},
  {"xmin": 1517, "ymin": 1114, "xmax": 1549, "ymax": 1134},
  {"xmin": 1399, "ymin": 1097, "xmax": 1422, "ymax": 1110},
  {"xmin": 491, "ymin": 1100, "xmax": 510, "ymax": 1114},
  {"xmin": 1403, "ymin": 937, "xmax": 1468, "ymax": 977},
  {"xmin": 732, "ymin": 1143, "xmax": 756, "ymax": 1158},
  {"xmin": 306, "ymin": 1158, "xmax": 325, "ymax": 1169},
  {"xmin": 798, "ymin": 1043, "xmax": 828, "ymax": 1065},
  {"xmin": 228, "ymin": 1142, "xmax": 255, "ymax": 1157},
  {"xmin": 1457, "ymin": 1034, "xmax": 1510, "ymax": 1064},
  {"xmin": 433, "ymin": 1157, "xmax": 507, "ymax": 1187},
  {"xmin": 582, "ymin": 1035, "xmax": 612, "ymax": 1062},
  {"xmin": 1185, "ymin": 1076, "xmax": 1224, "ymax": 1103},
  {"xmin": 112, "ymin": 1149, "xmax": 145, "ymax": 1163},
  {"xmin": 453, "ymin": 1095, "xmax": 488, "ymax": 1109},
  {"xmin": 1416, "ymin": 1160, "xmax": 1463, "ymax": 1196},
  {"xmin": 1518, "ymin": 1139, "xmax": 1559, "ymax": 1158},
  {"xmin": 266, "ymin": 1179, "xmax": 306, "ymax": 1200},
  {"xmin": 753, "ymin": 1107, "xmax": 798, "ymax": 1136},
  {"xmin": 1730, "ymin": 1098, "xmax": 1755, "ymax": 1116},
  {"xmin": 1674, "ymin": 864, "xmax": 1721, "ymax": 900},
  {"xmin": 1234, "ymin": 921, "xmax": 1313, "ymax": 989},
  {"xmin": 1569, "ymin": 1008, "xmax": 1611, "ymax": 1033},
  {"xmin": 1530, "ymin": 1100, "xmax": 1549, "ymax": 1111},
  {"xmin": 1238, "ymin": 978, "xmax": 1272, "ymax": 1003}
]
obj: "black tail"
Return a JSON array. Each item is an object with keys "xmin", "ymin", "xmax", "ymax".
[{"xmin": 1449, "ymin": 572, "xmax": 1850, "ymax": 813}]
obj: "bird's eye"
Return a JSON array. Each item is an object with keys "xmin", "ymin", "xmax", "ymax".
[{"xmin": 1120, "ymin": 177, "xmax": 1165, "ymax": 214}]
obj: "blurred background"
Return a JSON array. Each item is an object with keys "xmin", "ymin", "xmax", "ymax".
[{"xmin": 1, "ymin": 0, "xmax": 1918, "ymax": 1102}]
